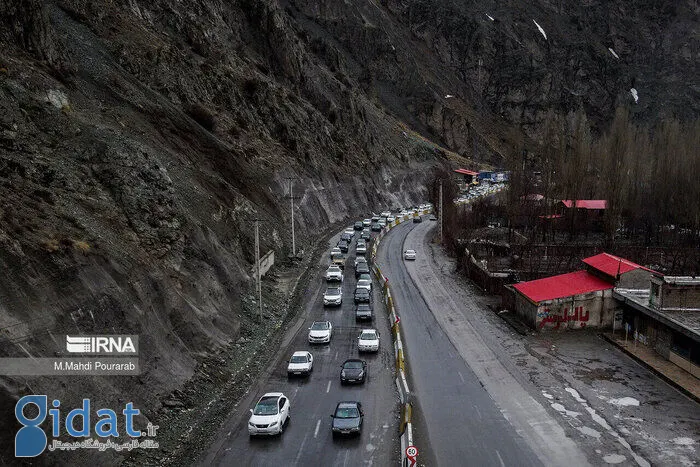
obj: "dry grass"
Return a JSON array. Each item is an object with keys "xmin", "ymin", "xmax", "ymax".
[{"xmin": 41, "ymin": 239, "xmax": 60, "ymax": 252}]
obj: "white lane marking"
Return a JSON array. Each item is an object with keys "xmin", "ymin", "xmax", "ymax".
[
  {"xmin": 294, "ymin": 433, "xmax": 309, "ymax": 465},
  {"xmin": 326, "ymin": 380, "xmax": 332, "ymax": 393},
  {"xmin": 458, "ymin": 371, "xmax": 465, "ymax": 383},
  {"xmin": 314, "ymin": 419, "xmax": 321, "ymax": 438},
  {"xmin": 496, "ymin": 450, "xmax": 505, "ymax": 467}
]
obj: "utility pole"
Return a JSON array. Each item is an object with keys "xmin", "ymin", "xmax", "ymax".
[
  {"xmin": 254, "ymin": 219, "xmax": 262, "ymax": 323},
  {"xmin": 439, "ymin": 179, "xmax": 444, "ymax": 244},
  {"xmin": 285, "ymin": 177, "xmax": 302, "ymax": 258}
]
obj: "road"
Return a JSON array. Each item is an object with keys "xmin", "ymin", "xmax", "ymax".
[
  {"xmin": 202, "ymin": 229, "xmax": 399, "ymax": 466},
  {"xmin": 377, "ymin": 218, "xmax": 545, "ymax": 467}
]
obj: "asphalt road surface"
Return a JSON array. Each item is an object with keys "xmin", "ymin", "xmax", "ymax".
[
  {"xmin": 202, "ymin": 230, "xmax": 399, "ymax": 466},
  {"xmin": 377, "ymin": 218, "xmax": 543, "ymax": 467}
]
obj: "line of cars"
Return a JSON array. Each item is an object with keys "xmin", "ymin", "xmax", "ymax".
[
  {"xmin": 248, "ymin": 224, "xmax": 380, "ymax": 438},
  {"xmin": 248, "ymin": 205, "xmax": 432, "ymax": 438}
]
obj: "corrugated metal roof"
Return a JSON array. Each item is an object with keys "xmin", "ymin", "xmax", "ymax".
[
  {"xmin": 582, "ymin": 252, "xmax": 660, "ymax": 277},
  {"xmin": 561, "ymin": 200, "xmax": 608, "ymax": 209},
  {"xmin": 513, "ymin": 270, "xmax": 613, "ymax": 303},
  {"xmin": 454, "ymin": 168, "xmax": 478, "ymax": 176}
]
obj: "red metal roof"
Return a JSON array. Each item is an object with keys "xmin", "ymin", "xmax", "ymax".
[
  {"xmin": 513, "ymin": 270, "xmax": 612, "ymax": 303},
  {"xmin": 582, "ymin": 252, "xmax": 660, "ymax": 277},
  {"xmin": 454, "ymin": 168, "xmax": 479, "ymax": 176},
  {"xmin": 561, "ymin": 200, "xmax": 607, "ymax": 209}
]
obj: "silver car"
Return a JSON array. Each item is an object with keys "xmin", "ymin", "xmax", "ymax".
[{"xmin": 323, "ymin": 287, "xmax": 343, "ymax": 306}]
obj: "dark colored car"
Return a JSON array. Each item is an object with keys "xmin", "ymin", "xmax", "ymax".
[
  {"xmin": 354, "ymin": 288, "xmax": 371, "ymax": 303},
  {"xmin": 340, "ymin": 233, "xmax": 352, "ymax": 243},
  {"xmin": 355, "ymin": 262, "xmax": 370, "ymax": 278},
  {"xmin": 354, "ymin": 221, "xmax": 364, "ymax": 231},
  {"xmin": 355, "ymin": 303, "xmax": 373, "ymax": 321},
  {"xmin": 340, "ymin": 359, "xmax": 367, "ymax": 384},
  {"xmin": 338, "ymin": 240, "xmax": 349, "ymax": 253},
  {"xmin": 361, "ymin": 230, "xmax": 371, "ymax": 241},
  {"xmin": 370, "ymin": 223, "xmax": 382, "ymax": 232},
  {"xmin": 412, "ymin": 216, "xmax": 422, "ymax": 223},
  {"xmin": 331, "ymin": 401, "xmax": 363, "ymax": 436}
]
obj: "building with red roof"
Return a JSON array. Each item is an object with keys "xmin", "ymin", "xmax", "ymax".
[
  {"xmin": 511, "ymin": 251, "xmax": 659, "ymax": 331},
  {"xmin": 583, "ymin": 252, "xmax": 661, "ymax": 288}
]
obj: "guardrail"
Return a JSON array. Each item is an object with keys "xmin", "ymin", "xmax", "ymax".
[{"xmin": 370, "ymin": 209, "xmax": 428, "ymax": 466}]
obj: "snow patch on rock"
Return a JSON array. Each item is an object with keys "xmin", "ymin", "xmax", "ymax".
[
  {"xmin": 672, "ymin": 437, "xmax": 695, "ymax": 447},
  {"xmin": 551, "ymin": 402, "xmax": 581, "ymax": 417},
  {"xmin": 533, "ymin": 20, "xmax": 547, "ymax": 40},
  {"xmin": 631, "ymin": 88, "xmax": 639, "ymax": 103},
  {"xmin": 609, "ymin": 397, "xmax": 640, "ymax": 407},
  {"xmin": 603, "ymin": 454, "xmax": 627, "ymax": 464}
]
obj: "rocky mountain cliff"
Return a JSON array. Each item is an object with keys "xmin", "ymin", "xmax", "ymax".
[{"xmin": 0, "ymin": 0, "xmax": 696, "ymax": 464}]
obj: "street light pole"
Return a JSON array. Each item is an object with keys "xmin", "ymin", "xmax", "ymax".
[
  {"xmin": 254, "ymin": 219, "xmax": 262, "ymax": 323},
  {"xmin": 439, "ymin": 179, "xmax": 444, "ymax": 244},
  {"xmin": 285, "ymin": 177, "xmax": 302, "ymax": 259}
]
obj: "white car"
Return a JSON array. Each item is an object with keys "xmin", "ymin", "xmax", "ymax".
[
  {"xmin": 357, "ymin": 329, "xmax": 380, "ymax": 352},
  {"xmin": 404, "ymin": 249, "xmax": 416, "ymax": 260},
  {"xmin": 330, "ymin": 247, "xmax": 342, "ymax": 258},
  {"xmin": 344, "ymin": 228, "xmax": 355, "ymax": 237},
  {"xmin": 308, "ymin": 321, "xmax": 332, "ymax": 344},
  {"xmin": 356, "ymin": 243, "xmax": 367, "ymax": 255},
  {"xmin": 380, "ymin": 211, "xmax": 391, "ymax": 218},
  {"xmin": 387, "ymin": 216, "xmax": 395, "ymax": 223},
  {"xmin": 248, "ymin": 392, "xmax": 290, "ymax": 436},
  {"xmin": 362, "ymin": 219, "xmax": 372, "ymax": 227},
  {"xmin": 378, "ymin": 218, "xmax": 387, "ymax": 227},
  {"xmin": 354, "ymin": 256, "xmax": 368, "ymax": 269},
  {"xmin": 326, "ymin": 265, "xmax": 343, "ymax": 282},
  {"xmin": 356, "ymin": 279, "xmax": 372, "ymax": 292},
  {"xmin": 323, "ymin": 286, "xmax": 343, "ymax": 306},
  {"xmin": 287, "ymin": 351, "xmax": 313, "ymax": 376}
]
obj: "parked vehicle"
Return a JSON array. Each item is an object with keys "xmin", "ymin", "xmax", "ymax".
[
  {"xmin": 308, "ymin": 321, "xmax": 332, "ymax": 344},
  {"xmin": 331, "ymin": 401, "xmax": 363, "ymax": 436},
  {"xmin": 248, "ymin": 393, "xmax": 290, "ymax": 436},
  {"xmin": 331, "ymin": 253, "xmax": 346, "ymax": 269},
  {"xmin": 287, "ymin": 351, "xmax": 313, "ymax": 377},
  {"xmin": 354, "ymin": 288, "xmax": 371, "ymax": 303},
  {"xmin": 357, "ymin": 329, "xmax": 380, "ymax": 352},
  {"xmin": 325, "ymin": 265, "xmax": 343, "ymax": 282},
  {"xmin": 355, "ymin": 262, "xmax": 370, "ymax": 278},
  {"xmin": 340, "ymin": 359, "xmax": 367, "ymax": 384},
  {"xmin": 323, "ymin": 287, "xmax": 343, "ymax": 306},
  {"xmin": 354, "ymin": 256, "xmax": 368, "ymax": 269},
  {"xmin": 356, "ymin": 279, "xmax": 372, "ymax": 292},
  {"xmin": 355, "ymin": 303, "xmax": 373, "ymax": 321}
]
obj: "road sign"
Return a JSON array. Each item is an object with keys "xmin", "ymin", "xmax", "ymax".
[
  {"xmin": 394, "ymin": 315, "xmax": 401, "ymax": 326},
  {"xmin": 406, "ymin": 445, "xmax": 418, "ymax": 465}
]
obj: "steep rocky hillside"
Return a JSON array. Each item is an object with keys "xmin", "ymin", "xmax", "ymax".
[{"xmin": 0, "ymin": 0, "xmax": 696, "ymax": 464}]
